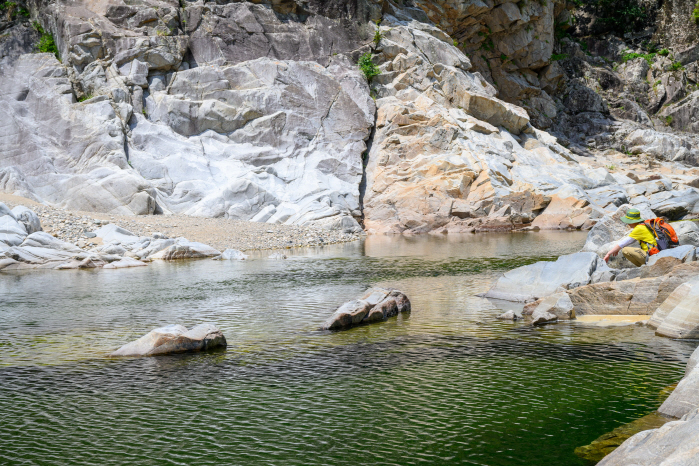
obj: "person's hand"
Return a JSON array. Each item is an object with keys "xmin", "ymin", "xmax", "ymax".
[{"xmin": 604, "ymin": 246, "xmax": 620, "ymax": 262}]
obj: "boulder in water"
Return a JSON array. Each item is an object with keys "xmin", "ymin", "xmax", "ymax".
[
  {"xmin": 531, "ymin": 308, "xmax": 558, "ymax": 326},
  {"xmin": 321, "ymin": 288, "xmax": 411, "ymax": 331},
  {"xmin": 483, "ymin": 252, "xmax": 608, "ymax": 302},
  {"xmin": 526, "ymin": 292, "xmax": 575, "ymax": 320},
  {"xmin": 496, "ymin": 310, "xmax": 521, "ymax": 320},
  {"xmin": 110, "ymin": 323, "xmax": 227, "ymax": 357},
  {"xmin": 215, "ymin": 249, "xmax": 248, "ymax": 260},
  {"xmin": 658, "ymin": 345, "xmax": 699, "ymax": 419}
]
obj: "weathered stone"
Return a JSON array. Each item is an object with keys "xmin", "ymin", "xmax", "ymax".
[
  {"xmin": 565, "ymin": 262, "xmax": 699, "ymax": 315},
  {"xmin": 651, "ymin": 276, "xmax": 699, "ymax": 339},
  {"xmin": 11, "ymin": 206, "xmax": 41, "ymax": 234},
  {"xmin": 658, "ymin": 346, "xmax": 699, "ymax": 418},
  {"xmin": 496, "ymin": 310, "xmax": 520, "ymax": 320},
  {"xmin": 484, "ymin": 252, "xmax": 607, "ymax": 302},
  {"xmin": 531, "ymin": 195, "xmax": 591, "ymax": 230},
  {"xmin": 531, "ymin": 308, "xmax": 558, "ymax": 326},
  {"xmin": 216, "ymin": 249, "xmax": 249, "ymax": 261},
  {"xmin": 528, "ymin": 292, "xmax": 575, "ymax": 320},
  {"xmin": 102, "ymin": 257, "xmax": 148, "ymax": 269},
  {"xmin": 673, "ymin": 221, "xmax": 699, "ymax": 247},
  {"xmin": 321, "ymin": 288, "xmax": 411, "ymax": 330},
  {"xmin": 110, "ymin": 323, "xmax": 227, "ymax": 357},
  {"xmin": 647, "ymin": 245, "xmax": 696, "ymax": 266},
  {"xmin": 148, "ymin": 239, "xmax": 221, "ymax": 260}
]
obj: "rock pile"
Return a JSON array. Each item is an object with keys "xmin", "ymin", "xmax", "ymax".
[
  {"xmin": 110, "ymin": 323, "xmax": 227, "ymax": 357},
  {"xmin": 321, "ymin": 288, "xmax": 411, "ymax": 331}
]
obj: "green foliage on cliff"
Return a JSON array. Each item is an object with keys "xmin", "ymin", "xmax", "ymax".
[
  {"xmin": 358, "ymin": 53, "xmax": 380, "ymax": 82},
  {"xmin": 1, "ymin": 1, "xmax": 29, "ymax": 20},
  {"xmin": 692, "ymin": 2, "xmax": 699, "ymax": 25},
  {"xmin": 550, "ymin": 53, "xmax": 569, "ymax": 61},
  {"xmin": 32, "ymin": 22, "xmax": 59, "ymax": 59},
  {"xmin": 622, "ymin": 51, "xmax": 655, "ymax": 65}
]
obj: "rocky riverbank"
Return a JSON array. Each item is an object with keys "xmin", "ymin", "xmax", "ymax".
[{"xmin": 0, "ymin": 194, "xmax": 361, "ymax": 252}]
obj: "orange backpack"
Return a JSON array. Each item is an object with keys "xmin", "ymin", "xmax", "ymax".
[{"xmin": 643, "ymin": 218, "xmax": 680, "ymax": 255}]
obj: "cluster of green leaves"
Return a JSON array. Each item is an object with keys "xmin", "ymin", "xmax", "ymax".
[
  {"xmin": 373, "ymin": 27, "xmax": 383, "ymax": 47},
  {"xmin": 670, "ymin": 61, "xmax": 684, "ymax": 71},
  {"xmin": 1, "ymin": 1, "xmax": 29, "ymax": 21},
  {"xmin": 550, "ymin": 53, "xmax": 569, "ymax": 61},
  {"xmin": 77, "ymin": 94, "xmax": 93, "ymax": 102},
  {"xmin": 665, "ymin": 115, "xmax": 673, "ymax": 126},
  {"xmin": 32, "ymin": 22, "xmax": 58, "ymax": 59},
  {"xmin": 622, "ymin": 51, "xmax": 655, "ymax": 65},
  {"xmin": 658, "ymin": 48, "xmax": 670, "ymax": 56},
  {"xmin": 358, "ymin": 52, "xmax": 380, "ymax": 82},
  {"xmin": 693, "ymin": 1, "xmax": 699, "ymax": 25}
]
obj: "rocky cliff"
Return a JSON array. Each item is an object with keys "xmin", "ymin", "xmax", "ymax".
[{"xmin": 1, "ymin": 0, "xmax": 699, "ymax": 234}]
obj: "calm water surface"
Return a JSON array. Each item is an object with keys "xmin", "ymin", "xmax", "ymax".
[{"xmin": 0, "ymin": 232, "xmax": 694, "ymax": 466}]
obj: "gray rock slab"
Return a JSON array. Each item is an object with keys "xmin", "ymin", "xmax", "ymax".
[
  {"xmin": 11, "ymin": 206, "xmax": 42, "ymax": 234},
  {"xmin": 94, "ymin": 224, "xmax": 142, "ymax": 245},
  {"xmin": 110, "ymin": 323, "xmax": 226, "ymax": 357},
  {"xmin": 531, "ymin": 309, "xmax": 558, "ymax": 326},
  {"xmin": 659, "ymin": 346, "xmax": 699, "ymax": 418},
  {"xmin": 20, "ymin": 232, "xmax": 82, "ymax": 253},
  {"xmin": 597, "ymin": 408, "xmax": 699, "ymax": 466},
  {"xmin": 673, "ymin": 221, "xmax": 699, "ymax": 247},
  {"xmin": 0, "ymin": 214, "xmax": 27, "ymax": 247},
  {"xmin": 653, "ymin": 275, "xmax": 699, "ymax": 339},
  {"xmin": 218, "ymin": 249, "xmax": 248, "ymax": 260},
  {"xmin": 647, "ymin": 245, "xmax": 696, "ymax": 266},
  {"xmin": 483, "ymin": 252, "xmax": 607, "ymax": 302},
  {"xmin": 148, "ymin": 239, "xmax": 221, "ymax": 260}
]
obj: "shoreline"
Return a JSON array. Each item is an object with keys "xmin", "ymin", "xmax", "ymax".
[{"xmin": 0, "ymin": 193, "xmax": 362, "ymax": 252}]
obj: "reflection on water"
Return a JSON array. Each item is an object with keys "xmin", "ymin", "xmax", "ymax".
[{"xmin": 0, "ymin": 232, "xmax": 694, "ymax": 465}]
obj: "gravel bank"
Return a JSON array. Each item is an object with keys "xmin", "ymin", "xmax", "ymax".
[{"xmin": 0, "ymin": 194, "xmax": 362, "ymax": 251}]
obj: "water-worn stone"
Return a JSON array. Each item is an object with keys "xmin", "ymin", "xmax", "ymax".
[
  {"xmin": 527, "ymin": 292, "xmax": 575, "ymax": 320},
  {"xmin": 597, "ymin": 407, "xmax": 699, "ymax": 466},
  {"xmin": 531, "ymin": 308, "xmax": 558, "ymax": 326},
  {"xmin": 658, "ymin": 346, "xmax": 699, "ymax": 419},
  {"xmin": 483, "ymin": 252, "xmax": 608, "ymax": 302},
  {"xmin": 321, "ymin": 288, "xmax": 411, "ymax": 330},
  {"xmin": 563, "ymin": 262, "xmax": 699, "ymax": 315},
  {"xmin": 102, "ymin": 257, "xmax": 148, "ymax": 269},
  {"xmin": 650, "ymin": 275, "xmax": 699, "ymax": 339},
  {"xmin": 215, "ymin": 249, "xmax": 248, "ymax": 261},
  {"xmin": 673, "ymin": 221, "xmax": 699, "ymax": 247},
  {"xmin": 148, "ymin": 239, "xmax": 221, "ymax": 261},
  {"xmin": 110, "ymin": 323, "xmax": 227, "ymax": 357},
  {"xmin": 646, "ymin": 245, "xmax": 696, "ymax": 266},
  {"xmin": 496, "ymin": 310, "xmax": 521, "ymax": 320}
]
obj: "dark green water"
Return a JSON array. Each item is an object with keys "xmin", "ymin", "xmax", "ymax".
[{"xmin": 0, "ymin": 232, "xmax": 694, "ymax": 465}]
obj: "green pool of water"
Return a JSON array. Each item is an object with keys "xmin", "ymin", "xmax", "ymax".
[{"xmin": 0, "ymin": 232, "xmax": 693, "ymax": 465}]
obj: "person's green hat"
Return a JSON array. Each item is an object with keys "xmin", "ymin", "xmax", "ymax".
[{"xmin": 621, "ymin": 208, "xmax": 644, "ymax": 224}]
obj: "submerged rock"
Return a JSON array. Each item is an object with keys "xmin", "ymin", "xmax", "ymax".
[
  {"xmin": 531, "ymin": 308, "xmax": 558, "ymax": 326},
  {"xmin": 215, "ymin": 249, "xmax": 248, "ymax": 261},
  {"xmin": 483, "ymin": 252, "xmax": 608, "ymax": 302},
  {"xmin": 526, "ymin": 292, "xmax": 575, "ymax": 320},
  {"xmin": 496, "ymin": 310, "xmax": 521, "ymax": 321},
  {"xmin": 321, "ymin": 288, "xmax": 411, "ymax": 331},
  {"xmin": 110, "ymin": 323, "xmax": 226, "ymax": 357}
]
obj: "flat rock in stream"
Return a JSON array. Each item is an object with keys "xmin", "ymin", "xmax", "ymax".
[
  {"xmin": 321, "ymin": 288, "xmax": 411, "ymax": 331},
  {"xmin": 483, "ymin": 252, "xmax": 608, "ymax": 302},
  {"xmin": 110, "ymin": 323, "xmax": 227, "ymax": 357}
]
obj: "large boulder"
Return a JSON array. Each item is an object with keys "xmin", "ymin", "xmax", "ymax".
[
  {"xmin": 658, "ymin": 346, "xmax": 699, "ymax": 419},
  {"xmin": 564, "ymin": 262, "xmax": 699, "ymax": 315},
  {"xmin": 674, "ymin": 221, "xmax": 699, "ymax": 247},
  {"xmin": 11, "ymin": 206, "xmax": 42, "ymax": 234},
  {"xmin": 148, "ymin": 239, "xmax": 221, "ymax": 261},
  {"xmin": 0, "ymin": 211, "xmax": 27, "ymax": 247},
  {"xmin": 321, "ymin": 288, "xmax": 411, "ymax": 330},
  {"xmin": 110, "ymin": 323, "xmax": 227, "ymax": 357},
  {"xmin": 483, "ymin": 252, "xmax": 608, "ymax": 302},
  {"xmin": 650, "ymin": 275, "xmax": 699, "ymax": 339},
  {"xmin": 597, "ymin": 408, "xmax": 699, "ymax": 466},
  {"xmin": 646, "ymin": 245, "xmax": 696, "ymax": 266}
]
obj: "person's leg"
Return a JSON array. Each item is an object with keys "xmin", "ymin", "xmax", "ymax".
[{"xmin": 622, "ymin": 247, "xmax": 647, "ymax": 267}]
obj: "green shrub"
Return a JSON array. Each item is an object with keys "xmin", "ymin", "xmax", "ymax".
[
  {"xmin": 358, "ymin": 52, "xmax": 380, "ymax": 82},
  {"xmin": 658, "ymin": 48, "xmax": 670, "ymax": 56},
  {"xmin": 550, "ymin": 53, "xmax": 569, "ymax": 61},
  {"xmin": 33, "ymin": 22, "xmax": 59, "ymax": 59},
  {"xmin": 692, "ymin": 2, "xmax": 699, "ymax": 24},
  {"xmin": 77, "ymin": 94, "xmax": 93, "ymax": 102},
  {"xmin": 373, "ymin": 27, "xmax": 383, "ymax": 47},
  {"xmin": 622, "ymin": 51, "xmax": 655, "ymax": 65},
  {"xmin": 670, "ymin": 61, "xmax": 683, "ymax": 71},
  {"xmin": 665, "ymin": 115, "xmax": 673, "ymax": 126}
]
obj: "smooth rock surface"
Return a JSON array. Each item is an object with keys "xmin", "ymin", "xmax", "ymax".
[
  {"xmin": 652, "ymin": 275, "xmax": 699, "ymax": 339},
  {"xmin": 483, "ymin": 252, "xmax": 607, "ymax": 302},
  {"xmin": 659, "ymin": 345, "xmax": 699, "ymax": 419},
  {"xmin": 110, "ymin": 323, "xmax": 227, "ymax": 357}
]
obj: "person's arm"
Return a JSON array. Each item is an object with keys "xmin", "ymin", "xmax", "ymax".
[{"xmin": 604, "ymin": 236, "xmax": 636, "ymax": 262}]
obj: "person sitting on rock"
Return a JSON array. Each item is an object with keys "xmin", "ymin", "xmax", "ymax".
[{"xmin": 603, "ymin": 208, "xmax": 657, "ymax": 267}]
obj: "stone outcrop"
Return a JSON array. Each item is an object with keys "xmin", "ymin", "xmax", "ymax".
[
  {"xmin": 597, "ymin": 344, "xmax": 699, "ymax": 466},
  {"xmin": 483, "ymin": 251, "xmax": 609, "ymax": 302},
  {"xmin": 320, "ymin": 287, "xmax": 410, "ymax": 330},
  {"xmin": 110, "ymin": 323, "xmax": 226, "ymax": 357},
  {"xmin": 650, "ymin": 275, "xmax": 699, "ymax": 339}
]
